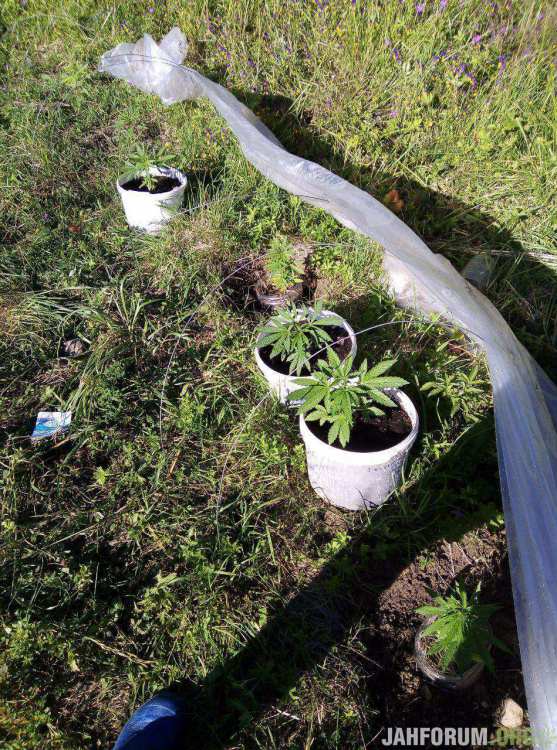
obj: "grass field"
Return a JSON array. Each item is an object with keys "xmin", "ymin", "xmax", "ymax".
[{"xmin": 1, "ymin": 1, "xmax": 556, "ymax": 747}]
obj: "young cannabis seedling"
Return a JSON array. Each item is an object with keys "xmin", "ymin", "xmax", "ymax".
[
  {"xmin": 256, "ymin": 302, "xmax": 343, "ymax": 376},
  {"xmin": 125, "ymin": 144, "xmax": 177, "ymax": 192},
  {"xmin": 264, "ymin": 235, "xmax": 304, "ymax": 293},
  {"xmin": 416, "ymin": 583, "xmax": 506, "ymax": 674},
  {"xmin": 288, "ymin": 350, "xmax": 408, "ymax": 447}
]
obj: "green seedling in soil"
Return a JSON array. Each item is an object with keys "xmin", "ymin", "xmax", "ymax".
[
  {"xmin": 288, "ymin": 350, "xmax": 408, "ymax": 447},
  {"xmin": 256, "ymin": 301, "xmax": 342, "ymax": 376},
  {"xmin": 264, "ymin": 234, "xmax": 304, "ymax": 293},
  {"xmin": 125, "ymin": 144, "xmax": 177, "ymax": 192},
  {"xmin": 416, "ymin": 582, "xmax": 507, "ymax": 674}
]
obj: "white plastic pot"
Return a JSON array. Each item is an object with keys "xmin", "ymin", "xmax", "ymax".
[
  {"xmin": 254, "ymin": 309, "xmax": 357, "ymax": 404},
  {"xmin": 299, "ymin": 389, "xmax": 419, "ymax": 510},
  {"xmin": 116, "ymin": 166, "xmax": 187, "ymax": 234}
]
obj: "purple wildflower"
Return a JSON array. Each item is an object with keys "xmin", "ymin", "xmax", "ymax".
[
  {"xmin": 388, "ymin": 109, "xmax": 399, "ymax": 118},
  {"xmin": 416, "ymin": 2, "xmax": 425, "ymax": 14},
  {"xmin": 148, "ymin": 6, "xmax": 154, "ymax": 13},
  {"xmin": 454, "ymin": 62, "xmax": 478, "ymax": 89},
  {"xmin": 43, "ymin": 211, "xmax": 49, "ymax": 221},
  {"xmin": 472, "ymin": 33, "xmax": 482, "ymax": 45},
  {"xmin": 433, "ymin": 49, "xmax": 447, "ymax": 61},
  {"xmin": 466, "ymin": 72, "xmax": 478, "ymax": 89},
  {"xmin": 439, "ymin": 0, "xmax": 447, "ymax": 8},
  {"xmin": 393, "ymin": 47, "xmax": 401, "ymax": 63}
]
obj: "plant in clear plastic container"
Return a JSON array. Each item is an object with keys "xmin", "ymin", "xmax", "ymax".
[
  {"xmin": 415, "ymin": 583, "xmax": 507, "ymax": 690},
  {"xmin": 255, "ymin": 235, "xmax": 305, "ymax": 309}
]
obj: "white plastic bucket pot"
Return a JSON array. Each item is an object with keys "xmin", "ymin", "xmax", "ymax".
[
  {"xmin": 299, "ymin": 389, "xmax": 419, "ymax": 510},
  {"xmin": 254, "ymin": 309, "xmax": 357, "ymax": 404},
  {"xmin": 116, "ymin": 166, "xmax": 187, "ymax": 234}
]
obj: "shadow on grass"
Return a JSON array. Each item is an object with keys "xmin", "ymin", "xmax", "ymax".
[{"xmin": 168, "ymin": 412, "xmax": 521, "ymax": 748}]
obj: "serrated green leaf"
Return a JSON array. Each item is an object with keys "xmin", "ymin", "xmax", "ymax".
[
  {"xmin": 368, "ymin": 376, "xmax": 408, "ymax": 389},
  {"xmin": 368, "ymin": 389, "xmax": 397, "ymax": 408},
  {"xmin": 367, "ymin": 358, "xmax": 397, "ymax": 377},
  {"xmin": 328, "ymin": 420, "xmax": 340, "ymax": 445}
]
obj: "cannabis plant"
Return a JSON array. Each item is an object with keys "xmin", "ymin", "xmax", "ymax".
[
  {"xmin": 125, "ymin": 144, "xmax": 176, "ymax": 192},
  {"xmin": 288, "ymin": 350, "xmax": 408, "ymax": 447},
  {"xmin": 256, "ymin": 302, "xmax": 342, "ymax": 376},
  {"xmin": 416, "ymin": 583, "xmax": 506, "ymax": 674},
  {"xmin": 265, "ymin": 235, "xmax": 303, "ymax": 293}
]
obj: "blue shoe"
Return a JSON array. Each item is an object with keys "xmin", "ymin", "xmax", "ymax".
[{"xmin": 112, "ymin": 691, "xmax": 187, "ymax": 750}]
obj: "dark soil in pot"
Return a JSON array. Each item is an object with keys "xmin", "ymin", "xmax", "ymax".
[
  {"xmin": 122, "ymin": 175, "xmax": 181, "ymax": 194},
  {"xmin": 308, "ymin": 405, "xmax": 412, "ymax": 451},
  {"xmin": 258, "ymin": 325, "xmax": 352, "ymax": 375}
]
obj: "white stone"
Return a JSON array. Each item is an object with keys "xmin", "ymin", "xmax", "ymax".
[{"xmin": 499, "ymin": 698, "xmax": 524, "ymax": 729}]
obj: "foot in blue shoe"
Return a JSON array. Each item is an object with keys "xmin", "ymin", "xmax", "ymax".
[{"xmin": 112, "ymin": 691, "xmax": 187, "ymax": 750}]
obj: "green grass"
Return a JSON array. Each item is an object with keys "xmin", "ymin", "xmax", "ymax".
[{"xmin": 0, "ymin": 1, "xmax": 556, "ymax": 747}]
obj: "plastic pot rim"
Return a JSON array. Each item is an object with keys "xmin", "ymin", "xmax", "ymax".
[
  {"xmin": 414, "ymin": 616, "xmax": 487, "ymax": 691},
  {"xmin": 116, "ymin": 165, "xmax": 187, "ymax": 198},
  {"xmin": 254, "ymin": 308, "xmax": 357, "ymax": 380},
  {"xmin": 299, "ymin": 388, "xmax": 419, "ymax": 463}
]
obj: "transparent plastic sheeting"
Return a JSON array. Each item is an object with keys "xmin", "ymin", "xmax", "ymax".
[{"xmin": 100, "ymin": 29, "xmax": 557, "ymax": 746}]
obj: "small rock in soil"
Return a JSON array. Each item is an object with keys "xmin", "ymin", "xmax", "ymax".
[
  {"xmin": 61, "ymin": 339, "xmax": 85, "ymax": 358},
  {"xmin": 498, "ymin": 697, "xmax": 524, "ymax": 729}
]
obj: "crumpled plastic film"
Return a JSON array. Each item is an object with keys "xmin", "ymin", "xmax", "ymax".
[{"xmin": 99, "ymin": 29, "xmax": 557, "ymax": 746}]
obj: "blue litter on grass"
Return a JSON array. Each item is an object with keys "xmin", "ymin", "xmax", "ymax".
[
  {"xmin": 112, "ymin": 691, "xmax": 187, "ymax": 750},
  {"xmin": 31, "ymin": 411, "xmax": 72, "ymax": 442}
]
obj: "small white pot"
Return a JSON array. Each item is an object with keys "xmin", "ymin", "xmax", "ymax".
[
  {"xmin": 116, "ymin": 166, "xmax": 187, "ymax": 234},
  {"xmin": 254, "ymin": 309, "xmax": 357, "ymax": 404},
  {"xmin": 299, "ymin": 389, "xmax": 419, "ymax": 511}
]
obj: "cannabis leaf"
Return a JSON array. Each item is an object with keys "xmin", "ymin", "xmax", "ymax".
[
  {"xmin": 288, "ymin": 349, "xmax": 408, "ymax": 448},
  {"xmin": 416, "ymin": 582, "xmax": 508, "ymax": 674},
  {"xmin": 125, "ymin": 144, "xmax": 177, "ymax": 192},
  {"xmin": 265, "ymin": 235, "xmax": 303, "ymax": 293},
  {"xmin": 256, "ymin": 302, "xmax": 344, "ymax": 376}
]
